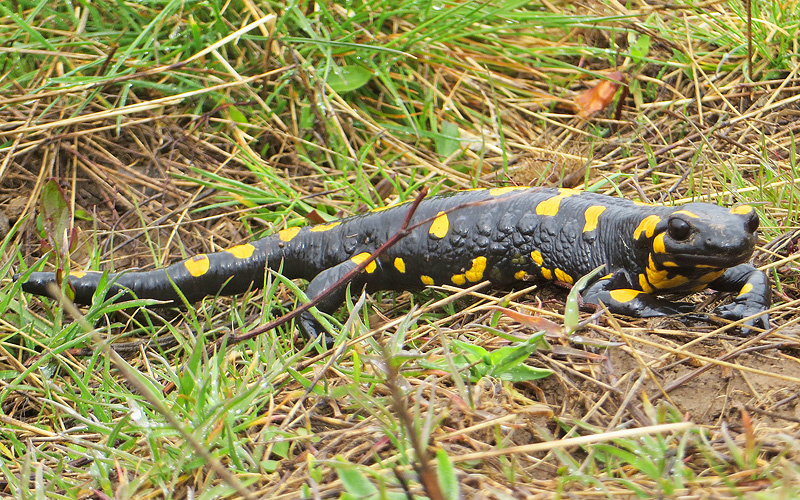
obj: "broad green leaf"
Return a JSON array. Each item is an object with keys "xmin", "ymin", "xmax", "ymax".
[
  {"xmin": 38, "ymin": 179, "xmax": 74, "ymax": 257},
  {"xmin": 451, "ymin": 338, "xmax": 487, "ymax": 359},
  {"xmin": 227, "ymin": 105, "xmax": 248, "ymax": 127},
  {"xmin": 327, "ymin": 66, "xmax": 373, "ymax": 93},
  {"xmin": 495, "ymin": 364, "xmax": 553, "ymax": 382},
  {"xmin": 74, "ymin": 208, "xmax": 93, "ymax": 221},
  {"xmin": 485, "ymin": 334, "xmax": 551, "ymax": 381},
  {"xmin": 629, "ymin": 33, "xmax": 651, "ymax": 60},
  {"xmin": 435, "ymin": 121, "xmax": 461, "ymax": 158},
  {"xmin": 260, "ymin": 460, "xmax": 280, "ymax": 473},
  {"xmin": 335, "ymin": 459, "xmax": 378, "ymax": 498},
  {"xmin": 487, "ymin": 337, "xmax": 542, "ymax": 371}
]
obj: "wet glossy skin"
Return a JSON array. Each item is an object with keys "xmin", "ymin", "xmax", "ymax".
[{"xmin": 16, "ymin": 187, "xmax": 771, "ymax": 338}]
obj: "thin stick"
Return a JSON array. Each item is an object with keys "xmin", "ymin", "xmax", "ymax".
[
  {"xmin": 211, "ymin": 186, "xmax": 430, "ymax": 351},
  {"xmin": 450, "ymin": 422, "xmax": 693, "ymax": 462},
  {"xmin": 215, "ymin": 186, "xmax": 544, "ymax": 351}
]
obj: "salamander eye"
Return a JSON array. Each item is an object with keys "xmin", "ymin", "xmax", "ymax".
[
  {"xmin": 745, "ymin": 211, "xmax": 759, "ymax": 234},
  {"xmin": 667, "ymin": 218, "xmax": 691, "ymax": 241}
]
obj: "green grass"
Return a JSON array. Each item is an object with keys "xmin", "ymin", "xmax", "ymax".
[{"xmin": 2, "ymin": 0, "xmax": 800, "ymax": 497}]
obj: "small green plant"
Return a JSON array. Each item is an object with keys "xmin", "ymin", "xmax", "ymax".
[
  {"xmin": 34, "ymin": 180, "xmax": 76, "ymax": 298},
  {"xmin": 558, "ymin": 404, "xmax": 695, "ymax": 497},
  {"xmin": 421, "ymin": 333, "xmax": 552, "ymax": 383},
  {"xmin": 325, "ymin": 437, "xmax": 461, "ymax": 500}
]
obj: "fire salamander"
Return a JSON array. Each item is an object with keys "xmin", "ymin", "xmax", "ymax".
[{"xmin": 16, "ymin": 187, "xmax": 770, "ymax": 339}]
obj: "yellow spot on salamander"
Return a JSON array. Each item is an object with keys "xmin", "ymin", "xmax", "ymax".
[
  {"xmin": 429, "ymin": 211, "xmax": 449, "ymax": 239},
  {"xmin": 583, "ymin": 205, "xmax": 606, "ymax": 233},
  {"xmin": 394, "ymin": 257, "xmax": 406, "ymax": 273},
  {"xmin": 652, "ymin": 233, "xmax": 666, "ymax": 253},
  {"xmin": 489, "ymin": 186, "xmax": 528, "ymax": 196},
  {"xmin": 738, "ymin": 282, "xmax": 754, "ymax": 296},
  {"xmin": 633, "ymin": 215, "xmax": 661, "ymax": 240},
  {"xmin": 541, "ymin": 268, "xmax": 553, "ymax": 280},
  {"xmin": 450, "ymin": 257, "xmax": 490, "ymax": 285},
  {"xmin": 554, "ymin": 268, "xmax": 573, "ymax": 284},
  {"xmin": 465, "ymin": 256, "xmax": 487, "ymax": 282},
  {"xmin": 350, "ymin": 252, "xmax": 377, "ymax": 273},
  {"xmin": 310, "ymin": 222, "xmax": 341, "ymax": 232},
  {"xmin": 609, "ymin": 289, "xmax": 641, "ymax": 303},
  {"xmin": 638, "ymin": 274, "xmax": 653, "ymax": 293},
  {"xmin": 661, "ymin": 275, "xmax": 690, "ymax": 289},
  {"xmin": 370, "ymin": 200, "xmax": 412, "ymax": 213},
  {"xmin": 279, "ymin": 227, "xmax": 301, "ymax": 242},
  {"xmin": 600, "ymin": 273, "xmax": 614, "ymax": 280},
  {"xmin": 646, "ymin": 266, "xmax": 689, "ymax": 290},
  {"xmin": 535, "ymin": 189, "xmax": 579, "ymax": 216},
  {"xmin": 662, "ymin": 261, "xmax": 678, "ymax": 267},
  {"xmin": 673, "ymin": 210, "xmax": 700, "ymax": 218},
  {"xmin": 421, "ymin": 275, "xmax": 434, "ymax": 285},
  {"xmin": 185, "ymin": 254, "xmax": 210, "ymax": 277},
  {"xmin": 514, "ymin": 270, "xmax": 527, "ymax": 280},
  {"xmin": 69, "ymin": 270, "xmax": 87, "ymax": 278},
  {"xmin": 730, "ymin": 205, "xmax": 754, "ymax": 215},
  {"xmin": 227, "ymin": 243, "xmax": 255, "ymax": 259},
  {"xmin": 535, "ymin": 197, "xmax": 562, "ymax": 216},
  {"xmin": 699, "ymin": 270, "xmax": 725, "ymax": 283},
  {"xmin": 530, "ymin": 250, "xmax": 544, "ymax": 266}
]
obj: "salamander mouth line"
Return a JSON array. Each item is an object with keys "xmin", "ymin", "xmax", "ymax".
[{"xmin": 658, "ymin": 251, "xmax": 751, "ymax": 268}]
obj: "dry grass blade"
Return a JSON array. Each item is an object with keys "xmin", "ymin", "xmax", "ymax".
[{"xmin": 451, "ymin": 422, "xmax": 693, "ymax": 462}]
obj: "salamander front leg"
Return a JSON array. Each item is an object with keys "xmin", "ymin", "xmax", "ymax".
[
  {"xmin": 709, "ymin": 263, "xmax": 771, "ymax": 332},
  {"xmin": 582, "ymin": 274, "xmax": 694, "ymax": 318},
  {"xmin": 299, "ymin": 254, "xmax": 385, "ymax": 343}
]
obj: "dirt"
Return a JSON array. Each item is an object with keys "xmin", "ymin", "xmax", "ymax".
[{"xmin": 535, "ymin": 322, "xmax": 800, "ymax": 434}]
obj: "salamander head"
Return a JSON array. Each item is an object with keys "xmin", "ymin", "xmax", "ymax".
[{"xmin": 645, "ymin": 203, "xmax": 759, "ymax": 268}]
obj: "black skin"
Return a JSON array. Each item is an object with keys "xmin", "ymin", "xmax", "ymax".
[{"xmin": 16, "ymin": 187, "xmax": 771, "ymax": 339}]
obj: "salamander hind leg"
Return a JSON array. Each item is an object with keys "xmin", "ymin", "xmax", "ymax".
[{"xmin": 298, "ymin": 253, "xmax": 386, "ymax": 343}]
